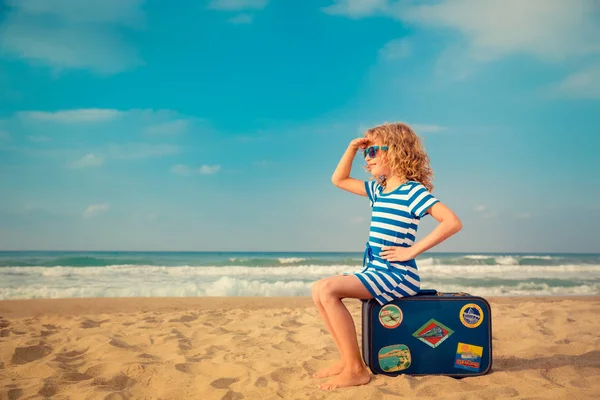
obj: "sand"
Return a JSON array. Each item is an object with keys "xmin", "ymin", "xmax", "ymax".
[{"xmin": 1, "ymin": 296, "xmax": 599, "ymax": 399}]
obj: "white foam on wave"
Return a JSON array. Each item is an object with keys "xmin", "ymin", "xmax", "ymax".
[
  {"xmin": 495, "ymin": 256, "xmax": 519, "ymax": 265},
  {"xmin": 419, "ymin": 264, "xmax": 600, "ymax": 280},
  {"xmin": 2, "ymin": 263, "xmax": 600, "ymax": 300},
  {"xmin": 0, "ymin": 277, "xmax": 314, "ymax": 300},
  {"xmin": 463, "ymin": 255, "xmax": 494, "ymax": 260},
  {"xmin": 2, "ymin": 264, "xmax": 360, "ymax": 279},
  {"xmin": 5, "ymin": 263, "xmax": 600, "ymax": 279},
  {"xmin": 424, "ymin": 282, "xmax": 600, "ymax": 297},
  {"xmin": 1, "ymin": 278, "xmax": 597, "ymax": 300},
  {"xmin": 278, "ymin": 257, "xmax": 306, "ymax": 264}
]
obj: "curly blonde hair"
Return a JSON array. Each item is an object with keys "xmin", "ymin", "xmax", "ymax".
[{"xmin": 365, "ymin": 122, "xmax": 434, "ymax": 192}]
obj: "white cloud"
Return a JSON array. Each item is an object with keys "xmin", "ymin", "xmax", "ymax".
[
  {"xmin": 171, "ymin": 164, "xmax": 221, "ymax": 176},
  {"xmin": 107, "ymin": 143, "xmax": 180, "ymax": 159},
  {"xmin": 27, "ymin": 135, "xmax": 51, "ymax": 142},
  {"xmin": 547, "ymin": 65, "xmax": 600, "ymax": 99},
  {"xmin": 322, "ymin": 0, "xmax": 389, "ymax": 18},
  {"xmin": 199, "ymin": 165, "xmax": 221, "ymax": 174},
  {"xmin": 0, "ymin": 0, "xmax": 145, "ymax": 74},
  {"xmin": 474, "ymin": 205, "xmax": 497, "ymax": 218},
  {"xmin": 324, "ymin": 0, "xmax": 600, "ymax": 80},
  {"xmin": 379, "ymin": 38, "xmax": 411, "ymax": 60},
  {"xmin": 70, "ymin": 153, "xmax": 104, "ymax": 169},
  {"xmin": 229, "ymin": 14, "xmax": 254, "ymax": 24},
  {"xmin": 411, "ymin": 124, "xmax": 446, "ymax": 134},
  {"xmin": 19, "ymin": 109, "xmax": 123, "ymax": 123},
  {"xmin": 207, "ymin": 0, "xmax": 269, "ymax": 11},
  {"xmin": 144, "ymin": 119, "xmax": 189, "ymax": 135},
  {"xmin": 83, "ymin": 203, "xmax": 109, "ymax": 218},
  {"xmin": 394, "ymin": 0, "xmax": 600, "ymax": 62}
]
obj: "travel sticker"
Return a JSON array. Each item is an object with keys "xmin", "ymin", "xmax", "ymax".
[
  {"xmin": 460, "ymin": 304, "xmax": 484, "ymax": 328},
  {"xmin": 412, "ymin": 318, "xmax": 454, "ymax": 348},
  {"xmin": 378, "ymin": 344, "xmax": 411, "ymax": 372},
  {"xmin": 454, "ymin": 342, "xmax": 483, "ymax": 372},
  {"xmin": 378, "ymin": 304, "xmax": 403, "ymax": 329}
]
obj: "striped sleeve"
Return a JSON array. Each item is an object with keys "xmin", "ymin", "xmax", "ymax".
[
  {"xmin": 364, "ymin": 180, "xmax": 380, "ymax": 207},
  {"xmin": 407, "ymin": 183, "xmax": 439, "ymax": 218}
]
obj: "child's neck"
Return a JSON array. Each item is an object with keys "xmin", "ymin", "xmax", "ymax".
[{"xmin": 383, "ymin": 175, "xmax": 407, "ymax": 193}]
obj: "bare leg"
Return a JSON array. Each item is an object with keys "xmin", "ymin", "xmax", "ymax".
[
  {"xmin": 311, "ymin": 278, "xmax": 346, "ymax": 378},
  {"xmin": 317, "ymin": 275, "xmax": 373, "ymax": 390}
]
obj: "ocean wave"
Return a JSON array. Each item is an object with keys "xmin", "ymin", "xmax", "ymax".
[
  {"xmin": 278, "ymin": 257, "xmax": 306, "ymax": 264},
  {"xmin": 1, "ymin": 253, "xmax": 597, "ymax": 268},
  {"xmin": 2, "ymin": 263, "xmax": 600, "ymax": 280},
  {"xmin": 1, "ymin": 278, "xmax": 597, "ymax": 300},
  {"xmin": 0, "ymin": 277, "xmax": 313, "ymax": 300}
]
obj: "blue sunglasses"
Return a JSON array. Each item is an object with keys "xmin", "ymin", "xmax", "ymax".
[{"xmin": 363, "ymin": 145, "xmax": 388, "ymax": 159}]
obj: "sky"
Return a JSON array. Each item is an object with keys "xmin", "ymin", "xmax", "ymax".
[{"xmin": 0, "ymin": 0, "xmax": 599, "ymax": 253}]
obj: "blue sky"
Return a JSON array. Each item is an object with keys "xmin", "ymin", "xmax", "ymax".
[{"xmin": 0, "ymin": 0, "xmax": 599, "ymax": 252}]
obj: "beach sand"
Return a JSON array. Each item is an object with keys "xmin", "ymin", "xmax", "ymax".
[{"xmin": 1, "ymin": 296, "xmax": 599, "ymax": 399}]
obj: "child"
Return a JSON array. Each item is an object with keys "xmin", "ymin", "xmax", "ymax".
[{"xmin": 312, "ymin": 122, "xmax": 462, "ymax": 390}]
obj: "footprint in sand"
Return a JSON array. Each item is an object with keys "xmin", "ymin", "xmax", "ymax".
[
  {"xmin": 38, "ymin": 382, "xmax": 59, "ymax": 398},
  {"xmin": 59, "ymin": 372, "xmax": 93, "ymax": 383},
  {"xmin": 11, "ymin": 343, "xmax": 53, "ymax": 365},
  {"xmin": 168, "ymin": 314, "xmax": 198, "ymax": 323},
  {"xmin": 270, "ymin": 367, "xmax": 300, "ymax": 384},
  {"xmin": 104, "ymin": 392, "xmax": 134, "ymax": 400},
  {"xmin": 9, "ymin": 389, "xmax": 23, "ymax": 400},
  {"xmin": 38, "ymin": 378, "xmax": 59, "ymax": 398},
  {"xmin": 54, "ymin": 348, "xmax": 89, "ymax": 371},
  {"xmin": 222, "ymin": 391, "xmax": 244, "ymax": 400},
  {"xmin": 80, "ymin": 319, "xmax": 109, "ymax": 329},
  {"xmin": 281, "ymin": 320, "xmax": 304, "ymax": 328},
  {"xmin": 93, "ymin": 374, "xmax": 137, "ymax": 391},
  {"xmin": 109, "ymin": 338, "xmax": 140, "ymax": 351},
  {"xmin": 85, "ymin": 364, "xmax": 109, "ymax": 377},
  {"xmin": 174, "ymin": 363, "xmax": 204, "ymax": 374},
  {"xmin": 254, "ymin": 377, "xmax": 268, "ymax": 387},
  {"xmin": 137, "ymin": 353, "xmax": 160, "ymax": 362},
  {"xmin": 211, "ymin": 327, "xmax": 230, "ymax": 335},
  {"xmin": 5, "ymin": 386, "xmax": 23, "ymax": 400},
  {"xmin": 210, "ymin": 377, "xmax": 239, "ymax": 389}
]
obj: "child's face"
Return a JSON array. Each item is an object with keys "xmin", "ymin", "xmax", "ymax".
[{"xmin": 364, "ymin": 137, "xmax": 391, "ymax": 177}]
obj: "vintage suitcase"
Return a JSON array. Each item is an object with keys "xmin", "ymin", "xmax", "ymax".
[{"xmin": 361, "ymin": 289, "xmax": 492, "ymax": 377}]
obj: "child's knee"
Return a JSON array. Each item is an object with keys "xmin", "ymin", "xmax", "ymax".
[
  {"xmin": 318, "ymin": 279, "xmax": 340, "ymax": 303},
  {"xmin": 311, "ymin": 279, "xmax": 325, "ymax": 303}
]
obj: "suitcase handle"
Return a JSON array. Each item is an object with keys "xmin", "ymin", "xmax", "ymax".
[{"xmin": 416, "ymin": 289, "xmax": 438, "ymax": 296}]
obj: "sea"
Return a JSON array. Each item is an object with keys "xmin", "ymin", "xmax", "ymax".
[{"xmin": 1, "ymin": 251, "xmax": 599, "ymax": 300}]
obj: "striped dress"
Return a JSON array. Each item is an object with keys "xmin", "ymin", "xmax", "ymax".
[{"xmin": 351, "ymin": 180, "xmax": 439, "ymax": 305}]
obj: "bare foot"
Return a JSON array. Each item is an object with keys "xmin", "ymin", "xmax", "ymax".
[
  {"xmin": 312, "ymin": 360, "xmax": 345, "ymax": 378},
  {"xmin": 318, "ymin": 367, "xmax": 371, "ymax": 390}
]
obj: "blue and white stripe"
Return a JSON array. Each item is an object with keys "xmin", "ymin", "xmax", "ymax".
[{"xmin": 352, "ymin": 180, "xmax": 439, "ymax": 305}]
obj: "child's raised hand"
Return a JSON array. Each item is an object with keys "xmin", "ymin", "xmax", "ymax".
[
  {"xmin": 380, "ymin": 246, "xmax": 417, "ymax": 262},
  {"xmin": 350, "ymin": 137, "xmax": 369, "ymax": 150}
]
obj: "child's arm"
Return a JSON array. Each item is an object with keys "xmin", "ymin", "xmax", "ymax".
[
  {"xmin": 380, "ymin": 202, "xmax": 462, "ymax": 262},
  {"xmin": 331, "ymin": 138, "xmax": 369, "ymax": 197}
]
